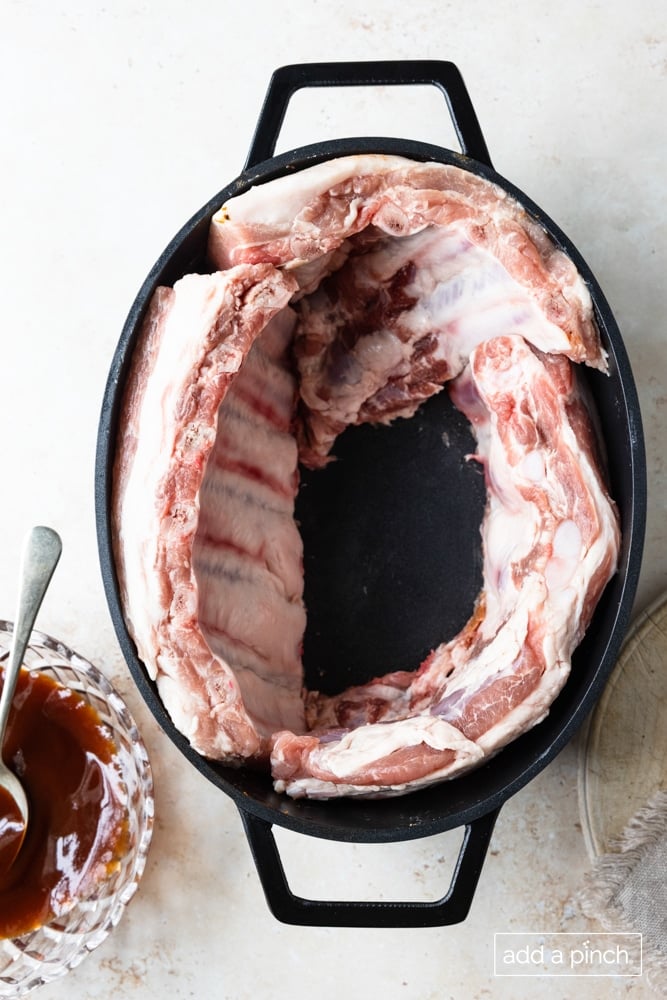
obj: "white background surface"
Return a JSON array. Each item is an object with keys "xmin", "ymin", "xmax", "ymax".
[{"xmin": 1, "ymin": 1, "xmax": 665, "ymax": 997}]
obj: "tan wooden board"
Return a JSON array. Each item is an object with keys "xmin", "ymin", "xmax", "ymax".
[{"xmin": 578, "ymin": 590, "xmax": 667, "ymax": 859}]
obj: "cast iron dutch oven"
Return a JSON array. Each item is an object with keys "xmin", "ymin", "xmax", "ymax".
[{"xmin": 95, "ymin": 61, "xmax": 646, "ymax": 927}]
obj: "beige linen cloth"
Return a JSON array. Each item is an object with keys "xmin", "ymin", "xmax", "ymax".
[
  {"xmin": 577, "ymin": 592, "xmax": 667, "ymax": 993},
  {"xmin": 580, "ymin": 784, "xmax": 667, "ymax": 991}
]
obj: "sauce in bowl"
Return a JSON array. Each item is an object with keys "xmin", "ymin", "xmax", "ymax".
[
  {"xmin": 0, "ymin": 785, "xmax": 24, "ymax": 876},
  {"xmin": 0, "ymin": 665, "xmax": 128, "ymax": 938}
]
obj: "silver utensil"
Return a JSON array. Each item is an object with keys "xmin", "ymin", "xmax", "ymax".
[{"xmin": 0, "ymin": 526, "xmax": 62, "ymax": 872}]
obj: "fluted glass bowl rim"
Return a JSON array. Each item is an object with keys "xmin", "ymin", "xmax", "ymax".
[{"xmin": 0, "ymin": 621, "xmax": 154, "ymax": 997}]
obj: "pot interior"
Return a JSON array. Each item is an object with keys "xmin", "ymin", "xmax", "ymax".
[{"xmin": 296, "ymin": 386, "xmax": 486, "ymax": 696}]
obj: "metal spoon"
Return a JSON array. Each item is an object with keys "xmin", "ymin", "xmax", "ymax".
[{"xmin": 0, "ymin": 526, "xmax": 62, "ymax": 872}]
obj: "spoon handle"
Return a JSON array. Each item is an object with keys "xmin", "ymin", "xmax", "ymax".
[{"xmin": 0, "ymin": 526, "xmax": 63, "ymax": 747}]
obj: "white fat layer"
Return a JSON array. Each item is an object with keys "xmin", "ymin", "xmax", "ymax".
[
  {"xmin": 448, "ymin": 603, "xmax": 532, "ymax": 699},
  {"xmin": 119, "ymin": 274, "xmax": 237, "ymax": 677},
  {"xmin": 273, "ymin": 728, "xmax": 485, "ymax": 798},
  {"xmin": 214, "ymin": 155, "xmax": 417, "ymax": 229},
  {"xmin": 520, "ymin": 450, "xmax": 546, "ymax": 481},
  {"xmin": 545, "ymin": 519, "xmax": 583, "ymax": 593},
  {"xmin": 156, "ymin": 672, "xmax": 204, "ymax": 745},
  {"xmin": 291, "ymin": 715, "xmax": 484, "ymax": 785}
]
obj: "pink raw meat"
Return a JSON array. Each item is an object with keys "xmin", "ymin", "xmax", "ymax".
[
  {"xmin": 113, "ymin": 264, "xmax": 303, "ymax": 761},
  {"xmin": 114, "ymin": 154, "xmax": 619, "ymax": 798},
  {"xmin": 272, "ymin": 336, "xmax": 619, "ymax": 797}
]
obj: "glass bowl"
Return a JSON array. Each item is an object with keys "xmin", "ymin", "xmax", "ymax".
[{"xmin": 0, "ymin": 621, "xmax": 154, "ymax": 997}]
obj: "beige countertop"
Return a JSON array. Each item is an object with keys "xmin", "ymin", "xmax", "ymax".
[{"xmin": 1, "ymin": 1, "xmax": 665, "ymax": 997}]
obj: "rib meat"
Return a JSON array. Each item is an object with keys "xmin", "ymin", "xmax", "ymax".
[
  {"xmin": 192, "ymin": 305, "xmax": 306, "ymax": 739},
  {"xmin": 209, "ymin": 155, "xmax": 602, "ymax": 368},
  {"xmin": 271, "ymin": 336, "xmax": 620, "ymax": 797},
  {"xmin": 113, "ymin": 265, "xmax": 303, "ymax": 760},
  {"xmin": 113, "ymin": 154, "xmax": 620, "ymax": 799},
  {"xmin": 292, "ymin": 224, "xmax": 591, "ymax": 467}
]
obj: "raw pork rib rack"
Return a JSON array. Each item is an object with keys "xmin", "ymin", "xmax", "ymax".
[{"xmin": 113, "ymin": 155, "xmax": 620, "ymax": 799}]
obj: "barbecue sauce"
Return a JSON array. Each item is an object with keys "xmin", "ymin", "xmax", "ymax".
[
  {"xmin": 0, "ymin": 667, "xmax": 128, "ymax": 938},
  {"xmin": 0, "ymin": 786, "xmax": 23, "ymax": 875}
]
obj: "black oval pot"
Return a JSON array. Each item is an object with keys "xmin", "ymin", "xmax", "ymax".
[{"xmin": 95, "ymin": 60, "xmax": 646, "ymax": 927}]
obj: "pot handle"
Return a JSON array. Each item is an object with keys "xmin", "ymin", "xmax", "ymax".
[
  {"xmin": 238, "ymin": 805, "xmax": 500, "ymax": 927},
  {"xmin": 244, "ymin": 60, "xmax": 492, "ymax": 171}
]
